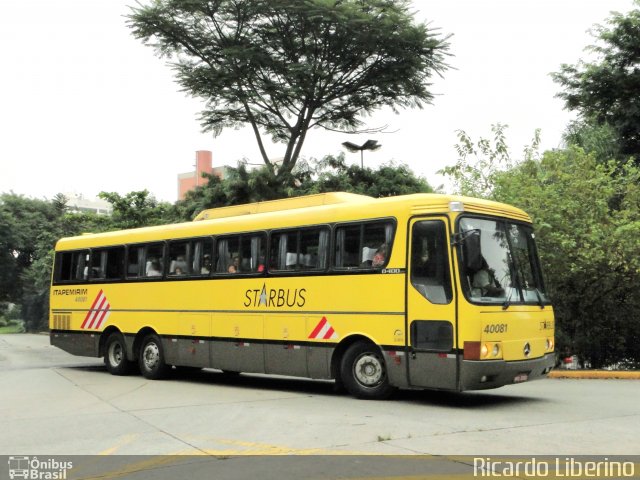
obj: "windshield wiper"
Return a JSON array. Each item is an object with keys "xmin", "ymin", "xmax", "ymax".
[{"xmin": 502, "ymin": 288, "xmax": 514, "ymax": 310}]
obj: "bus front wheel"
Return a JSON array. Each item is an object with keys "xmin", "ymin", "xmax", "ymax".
[
  {"xmin": 340, "ymin": 341, "xmax": 395, "ymax": 400},
  {"xmin": 105, "ymin": 332, "xmax": 133, "ymax": 376},
  {"xmin": 139, "ymin": 334, "xmax": 170, "ymax": 380}
]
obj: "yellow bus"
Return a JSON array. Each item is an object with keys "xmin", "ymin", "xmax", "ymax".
[{"xmin": 50, "ymin": 192, "xmax": 555, "ymax": 399}]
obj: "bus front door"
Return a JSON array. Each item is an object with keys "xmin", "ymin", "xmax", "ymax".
[{"xmin": 406, "ymin": 217, "xmax": 457, "ymax": 390}]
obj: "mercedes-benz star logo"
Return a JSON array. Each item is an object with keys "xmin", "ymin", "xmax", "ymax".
[{"xmin": 523, "ymin": 342, "xmax": 531, "ymax": 357}]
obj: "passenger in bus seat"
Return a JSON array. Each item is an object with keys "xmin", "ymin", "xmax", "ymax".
[
  {"xmin": 228, "ymin": 256, "xmax": 240, "ymax": 273},
  {"xmin": 372, "ymin": 244, "xmax": 388, "ymax": 267},
  {"xmin": 147, "ymin": 261, "xmax": 162, "ymax": 277},
  {"xmin": 201, "ymin": 254, "xmax": 212, "ymax": 274}
]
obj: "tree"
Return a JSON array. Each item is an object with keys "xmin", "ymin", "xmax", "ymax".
[
  {"xmin": 98, "ymin": 190, "xmax": 176, "ymax": 228},
  {"xmin": 552, "ymin": 2, "xmax": 640, "ymax": 159},
  {"xmin": 439, "ymin": 127, "xmax": 640, "ymax": 368},
  {"xmin": 562, "ymin": 120, "xmax": 622, "ymax": 166},
  {"xmin": 127, "ymin": 0, "xmax": 450, "ymax": 181},
  {"xmin": 0, "ymin": 194, "xmax": 60, "ymax": 304},
  {"xmin": 176, "ymin": 153, "xmax": 433, "ymax": 220},
  {"xmin": 438, "ymin": 124, "xmax": 539, "ymax": 198},
  {"xmin": 494, "ymin": 149, "xmax": 640, "ymax": 368},
  {"xmin": 299, "ymin": 153, "xmax": 433, "ymax": 197}
]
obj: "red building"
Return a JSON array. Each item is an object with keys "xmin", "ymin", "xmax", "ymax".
[{"xmin": 177, "ymin": 150, "xmax": 226, "ymax": 200}]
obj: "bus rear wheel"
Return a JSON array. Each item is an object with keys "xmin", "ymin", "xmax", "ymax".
[
  {"xmin": 138, "ymin": 334, "xmax": 170, "ymax": 380},
  {"xmin": 105, "ymin": 332, "xmax": 132, "ymax": 376},
  {"xmin": 340, "ymin": 341, "xmax": 395, "ymax": 400}
]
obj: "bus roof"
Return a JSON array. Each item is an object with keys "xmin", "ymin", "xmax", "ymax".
[
  {"xmin": 193, "ymin": 192, "xmax": 371, "ymax": 221},
  {"xmin": 55, "ymin": 192, "xmax": 531, "ymax": 250}
]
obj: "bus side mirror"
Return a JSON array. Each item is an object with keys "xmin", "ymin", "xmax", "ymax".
[{"xmin": 462, "ymin": 229, "xmax": 483, "ymax": 271}]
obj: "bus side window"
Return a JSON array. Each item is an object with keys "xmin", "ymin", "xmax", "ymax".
[
  {"xmin": 89, "ymin": 247, "xmax": 125, "ymax": 281},
  {"xmin": 168, "ymin": 241, "xmax": 190, "ymax": 276},
  {"xmin": 126, "ymin": 246, "xmax": 144, "ymax": 278},
  {"xmin": 270, "ymin": 228, "xmax": 328, "ymax": 272},
  {"xmin": 242, "ymin": 234, "xmax": 266, "ymax": 273},
  {"xmin": 192, "ymin": 238, "xmax": 213, "ymax": 275},
  {"xmin": 216, "ymin": 237, "xmax": 237, "ymax": 273},
  {"xmin": 410, "ymin": 221, "xmax": 452, "ymax": 304},
  {"xmin": 335, "ymin": 221, "xmax": 394, "ymax": 269},
  {"xmin": 55, "ymin": 250, "xmax": 89, "ymax": 282},
  {"xmin": 143, "ymin": 243, "xmax": 165, "ymax": 278}
]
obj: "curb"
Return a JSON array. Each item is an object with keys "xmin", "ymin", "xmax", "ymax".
[{"xmin": 548, "ymin": 370, "xmax": 640, "ymax": 379}]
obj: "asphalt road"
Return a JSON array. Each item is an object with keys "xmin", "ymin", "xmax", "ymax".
[{"xmin": 1, "ymin": 334, "xmax": 638, "ymax": 478}]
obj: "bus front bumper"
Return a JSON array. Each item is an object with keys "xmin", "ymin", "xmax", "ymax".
[{"xmin": 459, "ymin": 353, "xmax": 556, "ymax": 391}]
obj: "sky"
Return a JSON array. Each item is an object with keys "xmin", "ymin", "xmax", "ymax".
[{"xmin": 0, "ymin": 0, "xmax": 636, "ymax": 203}]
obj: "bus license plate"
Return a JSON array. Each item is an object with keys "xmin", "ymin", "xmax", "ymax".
[{"xmin": 514, "ymin": 373, "xmax": 528, "ymax": 383}]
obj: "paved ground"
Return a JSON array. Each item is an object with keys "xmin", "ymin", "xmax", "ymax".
[{"xmin": 1, "ymin": 334, "xmax": 639, "ymax": 460}]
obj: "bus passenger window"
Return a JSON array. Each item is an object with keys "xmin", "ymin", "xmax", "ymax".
[
  {"xmin": 192, "ymin": 238, "xmax": 213, "ymax": 275},
  {"xmin": 410, "ymin": 221, "xmax": 452, "ymax": 304},
  {"xmin": 216, "ymin": 234, "xmax": 265, "ymax": 274},
  {"xmin": 127, "ymin": 246, "xmax": 144, "ymax": 278},
  {"xmin": 168, "ymin": 241, "xmax": 190, "ymax": 275},
  {"xmin": 89, "ymin": 247, "xmax": 125, "ymax": 281},
  {"xmin": 55, "ymin": 250, "xmax": 89, "ymax": 282},
  {"xmin": 143, "ymin": 243, "xmax": 165, "ymax": 278},
  {"xmin": 270, "ymin": 228, "xmax": 328, "ymax": 272},
  {"xmin": 335, "ymin": 221, "xmax": 394, "ymax": 269}
]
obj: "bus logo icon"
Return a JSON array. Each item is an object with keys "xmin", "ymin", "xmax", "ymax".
[{"xmin": 8, "ymin": 456, "xmax": 29, "ymax": 479}]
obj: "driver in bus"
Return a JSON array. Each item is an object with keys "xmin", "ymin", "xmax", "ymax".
[{"xmin": 472, "ymin": 258, "xmax": 504, "ymax": 297}]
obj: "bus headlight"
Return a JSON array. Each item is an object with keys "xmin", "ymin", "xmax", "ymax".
[{"xmin": 481, "ymin": 342, "xmax": 501, "ymax": 358}]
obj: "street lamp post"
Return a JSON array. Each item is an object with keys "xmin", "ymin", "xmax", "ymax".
[{"xmin": 341, "ymin": 139, "xmax": 381, "ymax": 168}]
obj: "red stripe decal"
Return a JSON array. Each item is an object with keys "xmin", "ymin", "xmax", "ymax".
[
  {"xmin": 81, "ymin": 289, "xmax": 103, "ymax": 329},
  {"xmin": 87, "ymin": 295, "xmax": 107, "ymax": 329},
  {"xmin": 93, "ymin": 302, "xmax": 110, "ymax": 330},
  {"xmin": 308, "ymin": 317, "xmax": 327, "ymax": 339},
  {"xmin": 323, "ymin": 327, "xmax": 335, "ymax": 340}
]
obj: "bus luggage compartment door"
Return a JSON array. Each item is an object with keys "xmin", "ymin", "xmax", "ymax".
[{"xmin": 178, "ymin": 313, "xmax": 211, "ymax": 368}]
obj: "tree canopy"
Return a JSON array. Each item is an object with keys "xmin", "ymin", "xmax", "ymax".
[
  {"xmin": 552, "ymin": 1, "xmax": 640, "ymax": 159},
  {"xmin": 176, "ymin": 153, "xmax": 433, "ymax": 220},
  {"xmin": 127, "ymin": 0, "xmax": 450, "ymax": 179},
  {"xmin": 439, "ymin": 126, "xmax": 640, "ymax": 369}
]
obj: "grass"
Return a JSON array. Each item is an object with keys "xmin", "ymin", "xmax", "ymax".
[{"xmin": 0, "ymin": 323, "xmax": 25, "ymax": 334}]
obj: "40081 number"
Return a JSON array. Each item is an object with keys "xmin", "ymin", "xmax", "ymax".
[{"xmin": 484, "ymin": 323, "xmax": 508, "ymax": 334}]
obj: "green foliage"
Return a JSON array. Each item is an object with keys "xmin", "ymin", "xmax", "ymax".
[
  {"xmin": 0, "ymin": 193, "xmax": 61, "ymax": 303},
  {"xmin": 176, "ymin": 154, "xmax": 433, "ymax": 219},
  {"xmin": 98, "ymin": 190, "xmax": 176, "ymax": 229},
  {"xmin": 440, "ymin": 125, "xmax": 640, "ymax": 367},
  {"xmin": 299, "ymin": 153, "xmax": 433, "ymax": 197},
  {"xmin": 552, "ymin": 1, "xmax": 640, "ymax": 159},
  {"xmin": 438, "ymin": 124, "xmax": 539, "ymax": 198},
  {"xmin": 494, "ymin": 149, "xmax": 640, "ymax": 367},
  {"xmin": 127, "ymin": 0, "xmax": 450, "ymax": 178},
  {"xmin": 562, "ymin": 120, "xmax": 622, "ymax": 164},
  {"xmin": 0, "ymin": 190, "xmax": 175, "ymax": 331}
]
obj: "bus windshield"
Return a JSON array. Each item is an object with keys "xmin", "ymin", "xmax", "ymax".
[{"xmin": 458, "ymin": 217, "xmax": 549, "ymax": 306}]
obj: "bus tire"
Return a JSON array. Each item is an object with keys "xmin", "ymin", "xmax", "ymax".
[
  {"xmin": 139, "ymin": 334, "xmax": 170, "ymax": 380},
  {"xmin": 340, "ymin": 341, "xmax": 395, "ymax": 400},
  {"xmin": 105, "ymin": 332, "xmax": 132, "ymax": 376}
]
